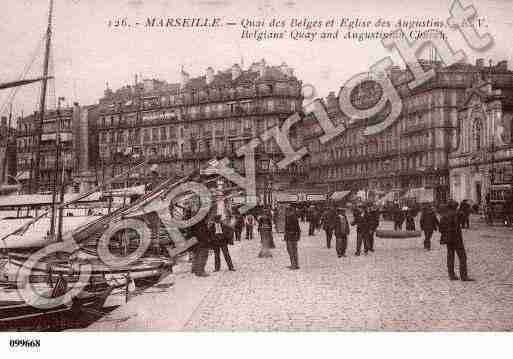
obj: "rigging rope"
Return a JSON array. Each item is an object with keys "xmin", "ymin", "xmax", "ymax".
[{"xmin": 0, "ymin": 34, "xmax": 46, "ymax": 116}]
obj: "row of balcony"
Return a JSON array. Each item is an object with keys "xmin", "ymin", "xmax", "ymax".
[
  {"xmin": 100, "ymin": 147, "xmax": 284, "ymax": 165},
  {"xmin": 97, "ymin": 107, "xmax": 294, "ymax": 130},
  {"xmin": 98, "ymin": 126, "xmax": 277, "ymax": 145},
  {"xmin": 17, "ymin": 161, "xmax": 75, "ymax": 172},
  {"xmin": 101, "ymin": 88, "xmax": 301, "ymax": 114},
  {"xmin": 311, "ymin": 146, "xmax": 434, "ymax": 167},
  {"xmin": 311, "ymin": 166, "xmax": 448, "ymax": 183}
]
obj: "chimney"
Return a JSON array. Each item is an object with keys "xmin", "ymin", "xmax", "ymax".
[
  {"xmin": 280, "ymin": 62, "xmax": 288, "ymax": 74},
  {"xmin": 143, "ymin": 79, "xmax": 154, "ymax": 92},
  {"xmin": 476, "ymin": 58, "xmax": 485, "ymax": 68},
  {"xmin": 497, "ymin": 60, "xmax": 508, "ymax": 71},
  {"xmin": 206, "ymin": 67, "xmax": 214, "ymax": 85},
  {"xmin": 180, "ymin": 68, "xmax": 190, "ymax": 88},
  {"xmin": 135, "ymin": 73, "xmax": 138, "ymax": 86},
  {"xmin": 231, "ymin": 63, "xmax": 242, "ymax": 80},
  {"xmin": 489, "ymin": 59, "xmax": 493, "ymax": 68}
]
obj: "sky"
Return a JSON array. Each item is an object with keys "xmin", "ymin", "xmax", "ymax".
[{"xmin": 0, "ymin": 0, "xmax": 512, "ymax": 119}]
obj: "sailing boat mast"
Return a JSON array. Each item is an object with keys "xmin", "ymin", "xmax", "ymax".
[
  {"xmin": 32, "ymin": 0, "xmax": 54, "ymax": 193},
  {"xmin": 1, "ymin": 104, "xmax": 13, "ymax": 183}
]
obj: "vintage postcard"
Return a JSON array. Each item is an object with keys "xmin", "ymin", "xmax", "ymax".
[{"xmin": 0, "ymin": 0, "xmax": 512, "ymax": 346}]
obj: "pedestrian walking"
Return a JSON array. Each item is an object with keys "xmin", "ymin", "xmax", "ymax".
[
  {"xmin": 189, "ymin": 216, "xmax": 212, "ymax": 277},
  {"xmin": 439, "ymin": 201, "xmax": 474, "ymax": 281},
  {"xmin": 334, "ymin": 208, "xmax": 350, "ymax": 257},
  {"xmin": 232, "ymin": 210, "xmax": 244, "ymax": 242},
  {"xmin": 459, "ymin": 200, "xmax": 471, "ymax": 229},
  {"xmin": 368, "ymin": 205, "xmax": 379, "ymax": 252},
  {"xmin": 284, "ymin": 205, "xmax": 301, "ymax": 270},
  {"xmin": 321, "ymin": 205, "xmax": 337, "ymax": 249},
  {"xmin": 244, "ymin": 213, "xmax": 255, "ymax": 240},
  {"xmin": 257, "ymin": 209, "xmax": 274, "ymax": 258},
  {"xmin": 307, "ymin": 205, "xmax": 319, "ymax": 236},
  {"xmin": 209, "ymin": 215, "xmax": 235, "ymax": 272},
  {"xmin": 351, "ymin": 207, "xmax": 370, "ymax": 255},
  {"xmin": 405, "ymin": 207, "xmax": 416, "ymax": 231},
  {"xmin": 420, "ymin": 205, "xmax": 439, "ymax": 250}
]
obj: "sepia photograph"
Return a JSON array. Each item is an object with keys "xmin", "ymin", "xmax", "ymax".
[{"xmin": 0, "ymin": 0, "xmax": 512, "ymax": 354}]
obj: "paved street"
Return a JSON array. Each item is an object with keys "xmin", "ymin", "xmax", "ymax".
[{"xmin": 86, "ymin": 218, "xmax": 513, "ymax": 331}]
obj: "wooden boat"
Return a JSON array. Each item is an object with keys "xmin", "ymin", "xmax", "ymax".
[{"xmin": 0, "ymin": 277, "xmax": 123, "ymax": 330}]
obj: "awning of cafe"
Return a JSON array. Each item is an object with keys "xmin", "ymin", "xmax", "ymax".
[
  {"xmin": 306, "ymin": 194, "xmax": 327, "ymax": 202},
  {"xmin": 329, "ymin": 190, "xmax": 351, "ymax": 201},
  {"xmin": 274, "ymin": 192, "xmax": 298, "ymax": 203},
  {"xmin": 103, "ymin": 185, "xmax": 146, "ymax": 197},
  {"xmin": 0, "ymin": 192, "xmax": 103, "ymax": 208},
  {"xmin": 16, "ymin": 171, "xmax": 30, "ymax": 181},
  {"xmin": 377, "ymin": 191, "xmax": 398, "ymax": 204},
  {"xmin": 402, "ymin": 187, "xmax": 434, "ymax": 203}
]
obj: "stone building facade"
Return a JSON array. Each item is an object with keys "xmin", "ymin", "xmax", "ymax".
[
  {"xmin": 16, "ymin": 107, "xmax": 75, "ymax": 193},
  {"xmin": 95, "ymin": 60, "xmax": 305, "ymax": 199},
  {"xmin": 449, "ymin": 68, "xmax": 513, "ymax": 205},
  {"xmin": 303, "ymin": 59, "xmax": 513, "ymax": 204}
]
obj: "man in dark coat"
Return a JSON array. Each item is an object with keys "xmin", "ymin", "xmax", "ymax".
[
  {"xmin": 284, "ymin": 206, "xmax": 301, "ymax": 270},
  {"xmin": 351, "ymin": 207, "xmax": 370, "ymax": 256},
  {"xmin": 307, "ymin": 206, "xmax": 318, "ymax": 236},
  {"xmin": 233, "ymin": 211, "xmax": 244, "ymax": 242},
  {"xmin": 439, "ymin": 201, "xmax": 474, "ymax": 281},
  {"xmin": 405, "ymin": 207, "xmax": 416, "ymax": 231},
  {"xmin": 321, "ymin": 205, "xmax": 338, "ymax": 249},
  {"xmin": 368, "ymin": 205, "xmax": 380, "ymax": 252},
  {"xmin": 209, "ymin": 215, "xmax": 235, "ymax": 272},
  {"xmin": 420, "ymin": 205, "xmax": 439, "ymax": 250},
  {"xmin": 189, "ymin": 216, "xmax": 212, "ymax": 277},
  {"xmin": 334, "ymin": 208, "xmax": 350, "ymax": 257},
  {"xmin": 393, "ymin": 203, "xmax": 403, "ymax": 230},
  {"xmin": 459, "ymin": 200, "xmax": 471, "ymax": 229}
]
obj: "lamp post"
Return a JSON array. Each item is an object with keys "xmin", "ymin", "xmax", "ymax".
[
  {"xmin": 56, "ymin": 97, "xmax": 66, "ymax": 241},
  {"xmin": 49, "ymin": 96, "xmax": 65, "ymax": 239}
]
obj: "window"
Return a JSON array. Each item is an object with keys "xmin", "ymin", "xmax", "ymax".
[{"xmin": 473, "ymin": 120, "xmax": 482, "ymax": 151}]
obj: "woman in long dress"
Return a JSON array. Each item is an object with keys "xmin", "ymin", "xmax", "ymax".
[{"xmin": 257, "ymin": 209, "xmax": 274, "ymax": 258}]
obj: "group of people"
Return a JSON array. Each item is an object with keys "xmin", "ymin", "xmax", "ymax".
[
  {"xmin": 189, "ymin": 214, "xmax": 236, "ymax": 277},
  {"xmin": 390, "ymin": 204, "xmax": 419, "ymax": 231},
  {"xmin": 187, "ymin": 197, "xmax": 475, "ymax": 282}
]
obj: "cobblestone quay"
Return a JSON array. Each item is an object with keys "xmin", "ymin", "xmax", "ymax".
[{"xmin": 85, "ymin": 219, "xmax": 513, "ymax": 331}]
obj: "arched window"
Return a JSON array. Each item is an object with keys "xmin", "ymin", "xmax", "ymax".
[{"xmin": 473, "ymin": 120, "xmax": 482, "ymax": 150}]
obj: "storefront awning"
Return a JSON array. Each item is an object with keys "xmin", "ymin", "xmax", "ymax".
[
  {"xmin": 275, "ymin": 192, "xmax": 298, "ymax": 203},
  {"xmin": 0, "ymin": 192, "xmax": 103, "ymax": 208},
  {"xmin": 377, "ymin": 191, "xmax": 398, "ymax": 204},
  {"xmin": 103, "ymin": 185, "xmax": 145, "ymax": 197},
  {"xmin": 306, "ymin": 194, "xmax": 327, "ymax": 202},
  {"xmin": 402, "ymin": 187, "xmax": 434, "ymax": 203},
  {"xmin": 16, "ymin": 171, "xmax": 30, "ymax": 181},
  {"xmin": 330, "ymin": 191, "xmax": 350, "ymax": 201}
]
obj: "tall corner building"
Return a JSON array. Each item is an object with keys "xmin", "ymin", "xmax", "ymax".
[
  {"xmin": 95, "ymin": 59, "xmax": 304, "ymax": 200},
  {"xmin": 303, "ymin": 59, "xmax": 513, "ymax": 205}
]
